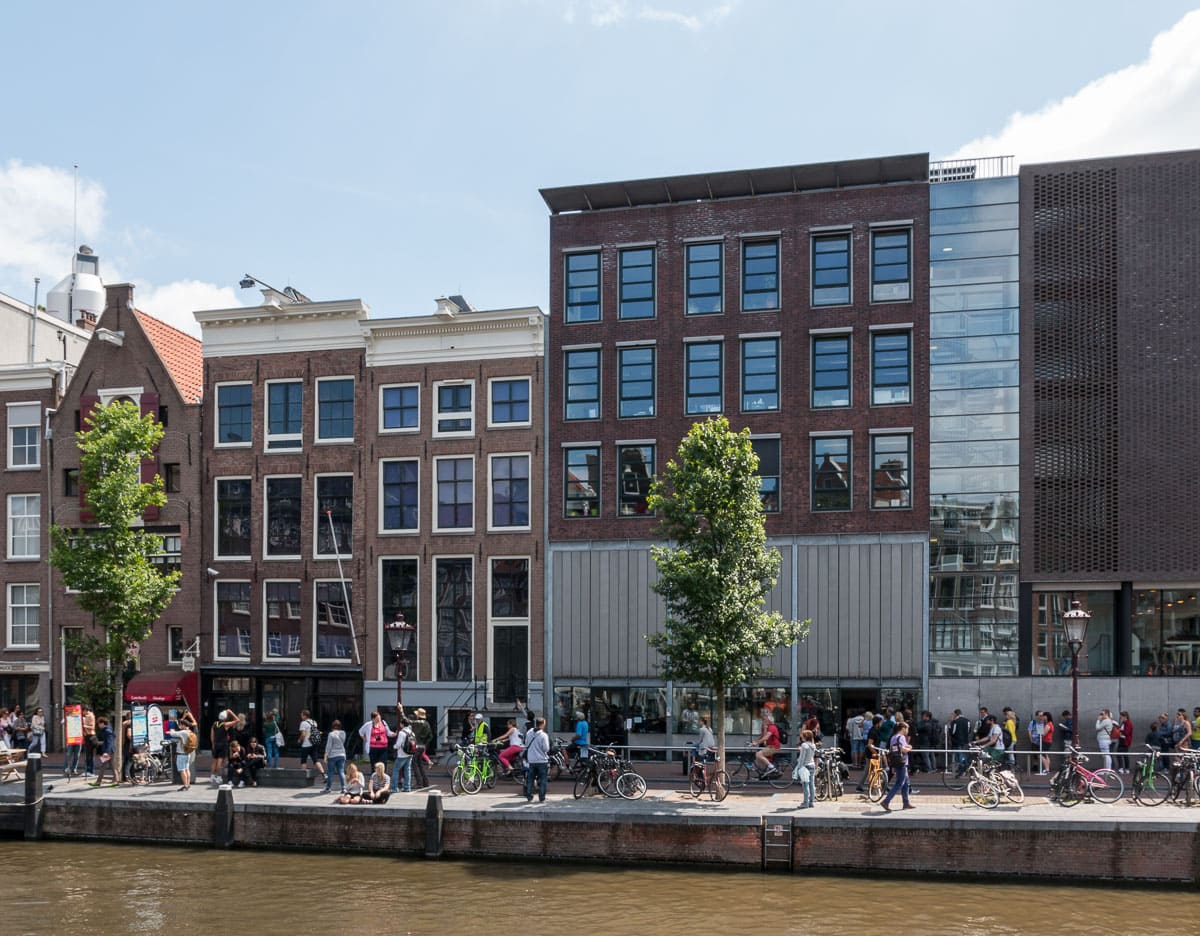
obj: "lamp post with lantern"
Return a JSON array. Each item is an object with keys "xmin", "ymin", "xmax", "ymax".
[
  {"xmin": 384, "ymin": 612, "xmax": 416, "ymax": 713},
  {"xmin": 1062, "ymin": 600, "xmax": 1091, "ymax": 748}
]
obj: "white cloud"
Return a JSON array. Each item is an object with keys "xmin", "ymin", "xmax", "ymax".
[
  {"xmin": 135, "ymin": 280, "xmax": 241, "ymax": 339},
  {"xmin": 946, "ymin": 9, "xmax": 1200, "ymax": 165},
  {"xmin": 558, "ymin": 0, "xmax": 737, "ymax": 31}
]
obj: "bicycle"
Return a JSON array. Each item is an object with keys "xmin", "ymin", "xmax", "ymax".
[
  {"xmin": 1167, "ymin": 750, "xmax": 1200, "ymax": 807},
  {"xmin": 571, "ymin": 748, "xmax": 647, "ymax": 800},
  {"xmin": 814, "ymin": 746, "xmax": 844, "ymax": 801},
  {"xmin": 727, "ymin": 747, "xmax": 794, "ymax": 790},
  {"xmin": 856, "ymin": 750, "xmax": 890, "ymax": 802},
  {"xmin": 1048, "ymin": 744, "xmax": 1123, "ymax": 806},
  {"xmin": 687, "ymin": 751, "xmax": 729, "ymax": 802},
  {"xmin": 450, "ymin": 743, "xmax": 497, "ymax": 795},
  {"xmin": 963, "ymin": 746, "xmax": 1024, "ymax": 809},
  {"xmin": 129, "ymin": 744, "xmax": 168, "ymax": 785},
  {"xmin": 1130, "ymin": 744, "xmax": 1171, "ymax": 806}
]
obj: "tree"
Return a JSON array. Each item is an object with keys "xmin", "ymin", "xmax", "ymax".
[
  {"xmin": 646, "ymin": 416, "xmax": 809, "ymax": 771},
  {"xmin": 50, "ymin": 400, "xmax": 180, "ymax": 780}
]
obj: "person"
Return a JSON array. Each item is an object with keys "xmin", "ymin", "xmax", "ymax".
[
  {"xmin": 323, "ymin": 719, "xmax": 347, "ymax": 793},
  {"xmin": 570, "ymin": 710, "xmax": 588, "ymax": 762},
  {"xmin": 524, "ymin": 716, "xmax": 550, "ymax": 803},
  {"xmin": 1095, "ymin": 709, "xmax": 1115, "ymax": 771},
  {"xmin": 391, "ymin": 717, "xmax": 414, "ymax": 793},
  {"xmin": 62, "ymin": 710, "xmax": 83, "ymax": 778},
  {"xmin": 121, "ymin": 712, "xmax": 133, "ymax": 782},
  {"xmin": 847, "ymin": 711, "xmax": 866, "ymax": 768},
  {"xmin": 298, "ymin": 709, "xmax": 322, "ymax": 774},
  {"xmin": 695, "ymin": 716, "xmax": 716, "ymax": 762},
  {"xmin": 977, "ymin": 715, "xmax": 1005, "ymax": 764},
  {"xmin": 366, "ymin": 762, "xmax": 391, "ymax": 804},
  {"xmin": 1117, "ymin": 710, "xmax": 1134, "ymax": 773},
  {"xmin": 0, "ymin": 708, "xmax": 10, "ymax": 746},
  {"xmin": 752, "ymin": 714, "xmax": 782, "ymax": 776},
  {"xmin": 338, "ymin": 762, "xmax": 365, "ymax": 804},
  {"xmin": 90, "ymin": 717, "xmax": 117, "ymax": 787},
  {"xmin": 471, "ymin": 712, "xmax": 490, "ymax": 745},
  {"xmin": 856, "ymin": 715, "xmax": 884, "ymax": 793},
  {"xmin": 680, "ymin": 702, "xmax": 700, "ymax": 733},
  {"xmin": 82, "ymin": 705, "xmax": 97, "ymax": 777},
  {"xmin": 794, "ymin": 729, "xmax": 817, "ymax": 809},
  {"xmin": 366, "ymin": 710, "xmax": 394, "ymax": 773},
  {"xmin": 1057, "ymin": 711, "xmax": 1074, "ymax": 749},
  {"xmin": 410, "ymin": 707, "xmax": 432, "ymax": 789},
  {"xmin": 949, "ymin": 709, "xmax": 971, "ymax": 776},
  {"xmin": 11, "ymin": 706, "xmax": 29, "ymax": 750},
  {"xmin": 226, "ymin": 740, "xmax": 248, "ymax": 787},
  {"xmin": 879, "ymin": 720, "xmax": 915, "ymax": 812},
  {"xmin": 210, "ymin": 710, "xmax": 236, "ymax": 785},
  {"xmin": 974, "ymin": 707, "xmax": 990, "ymax": 744},
  {"xmin": 1038, "ymin": 711, "xmax": 1055, "ymax": 775},
  {"xmin": 179, "ymin": 709, "xmax": 200, "ymax": 777},
  {"xmin": 1191, "ymin": 707, "xmax": 1200, "ymax": 750},
  {"xmin": 263, "ymin": 709, "xmax": 282, "ymax": 768},
  {"xmin": 1170, "ymin": 709, "xmax": 1192, "ymax": 779},
  {"xmin": 245, "ymin": 737, "xmax": 266, "ymax": 786},
  {"xmin": 167, "ymin": 723, "xmax": 193, "ymax": 791},
  {"xmin": 494, "ymin": 719, "xmax": 524, "ymax": 777},
  {"xmin": 802, "ymin": 713, "xmax": 822, "ymax": 743},
  {"xmin": 1002, "ymin": 707, "xmax": 1019, "ymax": 769},
  {"xmin": 915, "ymin": 711, "xmax": 939, "ymax": 773}
]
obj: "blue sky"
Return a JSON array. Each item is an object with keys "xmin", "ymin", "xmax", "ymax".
[{"xmin": 3, "ymin": 1, "xmax": 1199, "ymax": 336}]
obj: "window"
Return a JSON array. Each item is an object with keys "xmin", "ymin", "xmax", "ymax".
[
  {"xmin": 152, "ymin": 534, "xmax": 182, "ymax": 577},
  {"xmin": 63, "ymin": 468, "xmax": 79, "ymax": 497},
  {"xmin": 618, "ymin": 247, "xmax": 655, "ymax": 319},
  {"xmin": 7, "ymin": 403, "xmax": 40, "ymax": 468},
  {"xmin": 435, "ymin": 557, "xmax": 472, "ymax": 680},
  {"xmin": 381, "ymin": 460, "xmax": 419, "ymax": 532},
  {"xmin": 163, "ymin": 463, "xmax": 181, "ymax": 494},
  {"xmin": 741, "ymin": 338, "xmax": 779, "ymax": 411},
  {"xmin": 315, "ymin": 475, "xmax": 353, "ymax": 557},
  {"xmin": 7, "ymin": 494, "xmax": 39, "ymax": 559},
  {"xmin": 315, "ymin": 580, "xmax": 354, "ymax": 660},
  {"xmin": 686, "ymin": 242, "xmax": 722, "ymax": 314},
  {"xmin": 158, "ymin": 405, "xmax": 169, "ymax": 428},
  {"xmin": 742, "ymin": 240, "xmax": 779, "ymax": 311},
  {"xmin": 265, "ymin": 380, "xmax": 303, "ymax": 450},
  {"xmin": 435, "ymin": 456, "xmax": 474, "ymax": 531},
  {"xmin": 812, "ymin": 335, "xmax": 851, "ymax": 408},
  {"xmin": 812, "ymin": 437, "xmax": 851, "ymax": 511},
  {"xmin": 684, "ymin": 342, "xmax": 723, "ymax": 415},
  {"xmin": 7, "ymin": 584, "xmax": 39, "ymax": 648},
  {"xmin": 215, "ymin": 383, "xmax": 252, "ymax": 446},
  {"xmin": 565, "ymin": 251, "xmax": 601, "ymax": 323},
  {"xmin": 618, "ymin": 346, "xmax": 655, "ymax": 418},
  {"xmin": 215, "ymin": 479, "xmax": 252, "ymax": 558},
  {"xmin": 872, "ymin": 331, "xmax": 911, "ymax": 405},
  {"xmin": 565, "ymin": 349, "xmax": 600, "ymax": 420},
  {"xmin": 871, "ymin": 228, "xmax": 911, "ymax": 302},
  {"xmin": 215, "ymin": 581, "xmax": 252, "ymax": 659},
  {"xmin": 265, "ymin": 581, "xmax": 302, "ymax": 659},
  {"xmin": 265, "ymin": 476, "xmax": 302, "ymax": 557},
  {"xmin": 751, "ymin": 438, "xmax": 780, "ymax": 512},
  {"xmin": 380, "ymin": 384, "xmax": 419, "ymax": 432},
  {"xmin": 167, "ymin": 625, "xmax": 184, "ymax": 664},
  {"xmin": 812, "ymin": 233, "xmax": 851, "ymax": 305},
  {"xmin": 490, "ymin": 378, "xmax": 530, "ymax": 427},
  {"xmin": 564, "ymin": 447, "xmax": 600, "ymax": 518},
  {"xmin": 617, "ymin": 444, "xmax": 654, "ymax": 516},
  {"xmin": 380, "ymin": 558, "xmax": 418, "ymax": 679},
  {"xmin": 871, "ymin": 433, "xmax": 911, "ymax": 508},
  {"xmin": 490, "ymin": 454, "xmax": 530, "ymax": 529},
  {"xmin": 491, "ymin": 557, "xmax": 529, "ymax": 619},
  {"xmin": 434, "ymin": 381, "xmax": 474, "ymax": 436},
  {"xmin": 316, "ymin": 377, "xmax": 354, "ymax": 441}
]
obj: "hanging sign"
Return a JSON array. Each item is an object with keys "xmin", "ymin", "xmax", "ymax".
[{"xmin": 65, "ymin": 704, "xmax": 83, "ymax": 746}]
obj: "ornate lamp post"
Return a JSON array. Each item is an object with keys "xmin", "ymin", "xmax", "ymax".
[
  {"xmin": 1062, "ymin": 600, "xmax": 1091, "ymax": 747},
  {"xmin": 384, "ymin": 612, "xmax": 416, "ymax": 712}
]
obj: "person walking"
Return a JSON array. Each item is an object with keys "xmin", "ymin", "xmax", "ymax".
[
  {"xmin": 82, "ymin": 705, "xmax": 97, "ymax": 777},
  {"xmin": 391, "ymin": 717, "xmax": 414, "ymax": 793},
  {"xmin": 794, "ymin": 729, "xmax": 817, "ymax": 809},
  {"xmin": 524, "ymin": 716, "xmax": 550, "ymax": 803},
  {"xmin": 89, "ymin": 717, "xmax": 118, "ymax": 787},
  {"xmin": 298, "ymin": 709, "xmax": 323, "ymax": 778},
  {"xmin": 410, "ymin": 707, "xmax": 432, "ymax": 789},
  {"xmin": 27, "ymin": 707, "xmax": 46, "ymax": 755},
  {"xmin": 879, "ymin": 720, "xmax": 915, "ymax": 812},
  {"xmin": 1095, "ymin": 709, "xmax": 1115, "ymax": 771},
  {"xmin": 263, "ymin": 709, "xmax": 282, "ymax": 768},
  {"xmin": 323, "ymin": 720, "xmax": 348, "ymax": 793},
  {"xmin": 949, "ymin": 709, "xmax": 971, "ymax": 776}
]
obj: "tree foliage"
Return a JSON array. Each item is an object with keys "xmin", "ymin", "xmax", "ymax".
[{"xmin": 62, "ymin": 631, "xmax": 119, "ymax": 715}]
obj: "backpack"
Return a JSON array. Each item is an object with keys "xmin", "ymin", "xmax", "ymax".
[
  {"xmin": 886, "ymin": 737, "xmax": 905, "ymax": 770},
  {"xmin": 402, "ymin": 729, "xmax": 416, "ymax": 755},
  {"xmin": 306, "ymin": 722, "xmax": 323, "ymax": 750},
  {"xmin": 181, "ymin": 730, "xmax": 197, "ymax": 754},
  {"xmin": 777, "ymin": 725, "xmax": 789, "ymax": 746}
]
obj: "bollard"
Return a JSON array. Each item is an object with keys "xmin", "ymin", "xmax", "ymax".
[
  {"xmin": 214, "ymin": 784, "xmax": 235, "ymax": 848},
  {"xmin": 24, "ymin": 752, "xmax": 43, "ymax": 841},
  {"xmin": 424, "ymin": 792, "xmax": 444, "ymax": 859}
]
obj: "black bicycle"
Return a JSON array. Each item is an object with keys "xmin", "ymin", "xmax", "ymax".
[{"xmin": 727, "ymin": 747, "xmax": 794, "ymax": 790}]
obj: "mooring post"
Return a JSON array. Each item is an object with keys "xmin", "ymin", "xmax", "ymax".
[
  {"xmin": 214, "ymin": 784, "xmax": 235, "ymax": 848},
  {"xmin": 23, "ymin": 752, "xmax": 43, "ymax": 841},
  {"xmin": 424, "ymin": 792, "xmax": 444, "ymax": 858}
]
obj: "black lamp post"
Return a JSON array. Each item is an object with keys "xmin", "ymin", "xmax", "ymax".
[
  {"xmin": 1062, "ymin": 600, "xmax": 1091, "ymax": 748},
  {"xmin": 385, "ymin": 612, "xmax": 416, "ymax": 712}
]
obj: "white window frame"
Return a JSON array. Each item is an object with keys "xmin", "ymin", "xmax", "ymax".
[
  {"xmin": 264, "ymin": 378, "xmax": 304, "ymax": 452},
  {"xmin": 377, "ymin": 555, "xmax": 419, "ymax": 682},
  {"xmin": 379, "ymin": 458, "xmax": 420, "ymax": 535},
  {"xmin": 315, "ymin": 375, "xmax": 355, "ymax": 444},
  {"xmin": 213, "ymin": 476, "xmax": 253, "ymax": 561},
  {"xmin": 432, "ymin": 454, "xmax": 475, "ymax": 533},
  {"xmin": 263, "ymin": 579, "xmax": 303, "ymax": 662},
  {"xmin": 263, "ymin": 474, "xmax": 304, "ymax": 560},
  {"xmin": 488, "ymin": 555, "xmax": 531, "ymax": 624},
  {"xmin": 433, "ymin": 379, "xmax": 475, "ymax": 438},
  {"xmin": 378, "ymin": 383, "xmax": 421, "ymax": 434},
  {"xmin": 214, "ymin": 381, "xmax": 253, "ymax": 448},
  {"xmin": 487, "ymin": 376, "xmax": 532, "ymax": 429},
  {"xmin": 313, "ymin": 578, "xmax": 355, "ymax": 663},
  {"xmin": 487, "ymin": 452, "xmax": 532, "ymax": 532},
  {"xmin": 97, "ymin": 386, "xmax": 144, "ymax": 407},
  {"xmin": 487, "ymin": 556, "xmax": 530, "ymax": 703},
  {"xmin": 313, "ymin": 472, "xmax": 354, "ymax": 560},
  {"xmin": 7, "ymin": 493, "xmax": 40, "ymax": 560},
  {"xmin": 213, "ymin": 579, "xmax": 253, "ymax": 662},
  {"xmin": 7, "ymin": 402, "xmax": 41, "ymax": 469},
  {"xmin": 432, "ymin": 554, "xmax": 473, "ymax": 682},
  {"xmin": 151, "ymin": 533, "xmax": 183, "ymax": 587},
  {"xmin": 7, "ymin": 583, "xmax": 40, "ymax": 649}
]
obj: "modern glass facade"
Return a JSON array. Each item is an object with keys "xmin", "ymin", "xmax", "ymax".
[{"xmin": 928, "ymin": 175, "xmax": 1020, "ymax": 677}]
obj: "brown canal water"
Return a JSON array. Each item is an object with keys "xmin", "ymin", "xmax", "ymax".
[{"xmin": 3, "ymin": 839, "xmax": 1198, "ymax": 935}]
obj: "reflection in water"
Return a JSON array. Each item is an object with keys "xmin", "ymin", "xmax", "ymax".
[{"xmin": 4, "ymin": 839, "xmax": 1199, "ymax": 935}]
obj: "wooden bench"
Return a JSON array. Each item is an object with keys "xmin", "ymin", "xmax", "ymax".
[{"xmin": 0, "ymin": 746, "xmax": 26, "ymax": 783}]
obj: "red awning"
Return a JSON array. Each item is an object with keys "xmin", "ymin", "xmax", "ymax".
[{"xmin": 124, "ymin": 671, "xmax": 199, "ymax": 714}]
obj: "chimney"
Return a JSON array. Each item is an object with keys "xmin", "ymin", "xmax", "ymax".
[{"xmin": 100, "ymin": 283, "xmax": 136, "ymax": 331}]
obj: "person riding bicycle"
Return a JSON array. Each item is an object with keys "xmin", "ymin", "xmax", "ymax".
[{"xmin": 753, "ymin": 714, "xmax": 782, "ymax": 776}]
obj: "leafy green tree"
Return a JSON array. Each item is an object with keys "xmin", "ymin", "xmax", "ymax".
[
  {"xmin": 647, "ymin": 416, "xmax": 809, "ymax": 770},
  {"xmin": 50, "ymin": 400, "xmax": 180, "ymax": 777},
  {"xmin": 62, "ymin": 631, "xmax": 118, "ymax": 715}
]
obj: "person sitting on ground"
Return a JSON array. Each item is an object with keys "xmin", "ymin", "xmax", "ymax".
[
  {"xmin": 226, "ymin": 740, "xmax": 248, "ymax": 787},
  {"xmin": 338, "ymin": 762, "xmax": 365, "ymax": 804},
  {"xmin": 244, "ymin": 737, "xmax": 266, "ymax": 787},
  {"xmin": 753, "ymin": 714, "xmax": 782, "ymax": 776},
  {"xmin": 366, "ymin": 762, "xmax": 391, "ymax": 804},
  {"xmin": 493, "ymin": 719, "xmax": 524, "ymax": 777}
]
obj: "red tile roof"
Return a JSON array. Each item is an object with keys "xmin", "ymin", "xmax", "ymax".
[{"xmin": 134, "ymin": 310, "xmax": 203, "ymax": 404}]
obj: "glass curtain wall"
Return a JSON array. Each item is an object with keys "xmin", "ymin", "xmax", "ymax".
[{"xmin": 928, "ymin": 176, "xmax": 1020, "ymax": 676}]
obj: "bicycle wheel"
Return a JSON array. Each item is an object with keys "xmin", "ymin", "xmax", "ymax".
[
  {"xmin": 616, "ymin": 771, "xmax": 647, "ymax": 800},
  {"xmin": 1002, "ymin": 775, "xmax": 1025, "ymax": 804},
  {"xmin": 573, "ymin": 771, "xmax": 591, "ymax": 799},
  {"xmin": 815, "ymin": 770, "xmax": 830, "ymax": 801},
  {"xmin": 1134, "ymin": 770, "xmax": 1171, "ymax": 807},
  {"xmin": 1058, "ymin": 773, "xmax": 1086, "ymax": 807},
  {"xmin": 547, "ymin": 760, "xmax": 562, "ymax": 782},
  {"xmin": 1088, "ymin": 768, "xmax": 1124, "ymax": 804},
  {"xmin": 597, "ymin": 766, "xmax": 620, "ymax": 797},
  {"xmin": 867, "ymin": 771, "xmax": 885, "ymax": 802},
  {"xmin": 710, "ymin": 770, "xmax": 730, "ymax": 802},
  {"xmin": 483, "ymin": 761, "xmax": 497, "ymax": 790},
  {"xmin": 942, "ymin": 762, "xmax": 968, "ymax": 792},
  {"xmin": 688, "ymin": 764, "xmax": 706, "ymax": 798},
  {"xmin": 442, "ymin": 750, "xmax": 461, "ymax": 778},
  {"xmin": 727, "ymin": 761, "xmax": 751, "ymax": 788},
  {"xmin": 461, "ymin": 764, "xmax": 483, "ymax": 794},
  {"xmin": 450, "ymin": 765, "xmax": 465, "ymax": 796},
  {"xmin": 967, "ymin": 778, "xmax": 1000, "ymax": 809},
  {"xmin": 768, "ymin": 766, "xmax": 794, "ymax": 790}
]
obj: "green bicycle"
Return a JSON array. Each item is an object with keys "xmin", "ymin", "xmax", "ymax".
[{"xmin": 450, "ymin": 743, "xmax": 497, "ymax": 795}]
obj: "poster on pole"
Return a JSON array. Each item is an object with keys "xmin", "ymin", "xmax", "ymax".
[
  {"xmin": 132, "ymin": 704, "xmax": 148, "ymax": 749},
  {"xmin": 147, "ymin": 705, "xmax": 164, "ymax": 751},
  {"xmin": 65, "ymin": 704, "xmax": 83, "ymax": 746}
]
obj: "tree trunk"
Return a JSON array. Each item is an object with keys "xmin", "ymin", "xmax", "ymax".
[
  {"xmin": 114, "ymin": 670, "xmax": 124, "ymax": 784},
  {"xmin": 715, "ymin": 684, "xmax": 726, "ymax": 773}
]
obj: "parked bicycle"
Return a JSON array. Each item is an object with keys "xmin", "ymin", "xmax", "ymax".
[
  {"xmin": 688, "ymin": 751, "xmax": 729, "ymax": 802},
  {"xmin": 572, "ymin": 748, "xmax": 646, "ymax": 800},
  {"xmin": 963, "ymin": 745, "xmax": 1024, "ymax": 809},
  {"xmin": 1130, "ymin": 744, "xmax": 1171, "ymax": 806},
  {"xmin": 814, "ymin": 746, "xmax": 845, "ymax": 801},
  {"xmin": 129, "ymin": 743, "xmax": 169, "ymax": 785},
  {"xmin": 1167, "ymin": 749, "xmax": 1200, "ymax": 807},
  {"xmin": 727, "ymin": 747, "xmax": 794, "ymax": 790},
  {"xmin": 1049, "ymin": 743, "xmax": 1123, "ymax": 806},
  {"xmin": 449, "ymin": 743, "xmax": 498, "ymax": 795},
  {"xmin": 858, "ymin": 749, "xmax": 890, "ymax": 802}
]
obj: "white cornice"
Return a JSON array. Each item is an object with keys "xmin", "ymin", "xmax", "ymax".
[
  {"xmin": 196, "ymin": 299, "xmax": 370, "ymax": 359},
  {"xmin": 363, "ymin": 307, "xmax": 544, "ymax": 367},
  {"xmin": 0, "ymin": 362, "xmax": 63, "ymax": 393}
]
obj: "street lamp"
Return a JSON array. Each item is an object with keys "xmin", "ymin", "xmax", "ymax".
[
  {"xmin": 384, "ymin": 612, "xmax": 416, "ymax": 712},
  {"xmin": 1062, "ymin": 600, "xmax": 1091, "ymax": 747}
]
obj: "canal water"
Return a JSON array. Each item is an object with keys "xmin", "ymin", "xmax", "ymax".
[{"xmin": 3, "ymin": 839, "xmax": 1197, "ymax": 935}]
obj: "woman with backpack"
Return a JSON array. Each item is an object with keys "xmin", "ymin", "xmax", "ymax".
[{"xmin": 391, "ymin": 716, "xmax": 415, "ymax": 793}]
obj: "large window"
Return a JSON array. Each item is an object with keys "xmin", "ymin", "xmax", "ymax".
[
  {"xmin": 871, "ymin": 433, "xmax": 911, "ymax": 508},
  {"xmin": 686, "ymin": 242, "xmax": 722, "ymax": 314},
  {"xmin": 871, "ymin": 228, "xmax": 911, "ymax": 302},
  {"xmin": 685, "ymin": 342, "xmax": 723, "ymax": 415},
  {"xmin": 812, "ymin": 335, "xmax": 851, "ymax": 408},
  {"xmin": 872, "ymin": 331, "xmax": 912, "ymax": 405},
  {"xmin": 812, "ymin": 436, "xmax": 851, "ymax": 511},
  {"xmin": 434, "ymin": 381, "xmax": 474, "ymax": 436},
  {"xmin": 380, "ymin": 558, "xmax": 418, "ymax": 680},
  {"xmin": 491, "ymin": 558, "xmax": 529, "ymax": 619},
  {"xmin": 812, "ymin": 233, "xmax": 851, "ymax": 305},
  {"xmin": 315, "ymin": 580, "xmax": 354, "ymax": 660},
  {"xmin": 618, "ymin": 346, "xmax": 655, "ymax": 418},
  {"xmin": 7, "ymin": 494, "xmax": 39, "ymax": 559},
  {"xmin": 216, "ymin": 383, "xmax": 252, "ymax": 446},
  {"xmin": 741, "ymin": 338, "xmax": 779, "ymax": 411},
  {"xmin": 316, "ymin": 377, "xmax": 354, "ymax": 441},
  {"xmin": 7, "ymin": 584, "xmax": 39, "ymax": 648},
  {"xmin": 751, "ymin": 438, "xmax": 780, "ymax": 512},
  {"xmin": 435, "ymin": 456, "xmax": 474, "ymax": 531},
  {"xmin": 265, "ymin": 476, "xmax": 302, "ymax": 558},
  {"xmin": 215, "ymin": 479, "xmax": 252, "ymax": 558},
  {"xmin": 435, "ymin": 558, "xmax": 473, "ymax": 680},
  {"xmin": 565, "ymin": 349, "xmax": 600, "ymax": 421},
  {"xmin": 564, "ymin": 447, "xmax": 600, "ymax": 518},
  {"xmin": 7, "ymin": 403, "xmax": 40, "ymax": 468},
  {"xmin": 264, "ymin": 581, "xmax": 302, "ymax": 659},
  {"xmin": 380, "ymin": 384, "xmax": 419, "ymax": 432},
  {"xmin": 151, "ymin": 533, "xmax": 182, "ymax": 578},
  {"xmin": 266, "ymin": 380, "xmax": 303, "ymax": 450},
  {"xmin": 565, "ymin": 251, "xmax": 601, "ymax": 323},
  {"xmin": 381, "ymin": 459, "xmax": 419, "ymax": 532},
  {"xmin": 742, "ymin": 240, "xmax": 779, "ymax": 311},
  {"xmin": 315, "ymin": 475, "xmax": 353, "ymax": 557},
  {"xmin": 1132, "ymin": 589, "xmax": 1200, "ymax": 676},
  {"xmin": 617, "ymin": 444, "xmax": 654, "ymax": 517},
  {"xmin": 490, "ymin": 454, "xmax": 530, "ymax": 530},
  {"xmin": 618, "ymin": 247, "xmax": 655, "ymax": 319},
  {"xmin": 489, "ymin": 378, "xmax": 531, "ymax": 427},
  {"xmin": 215, "ymin": 581, "xmax": 252, "ymax": 659}
]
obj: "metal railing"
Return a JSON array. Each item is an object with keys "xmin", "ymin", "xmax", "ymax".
[{"xmin": 929, "ymin": 156, "xmax": 1015, "ymax": 182}]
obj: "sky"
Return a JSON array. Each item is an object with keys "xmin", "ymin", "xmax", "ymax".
[{"xmin": 2, "ymin": 1, "xmax": 1199, "ymax": 338}]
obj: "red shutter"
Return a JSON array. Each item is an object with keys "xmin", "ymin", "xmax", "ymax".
[
  {"xmin": 140, "ymin": 394, "xmax": 160, "ymax": 521},
  {"xmin": 78, "ymin": 395, "xmax": 100, "ymax": 522}
]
